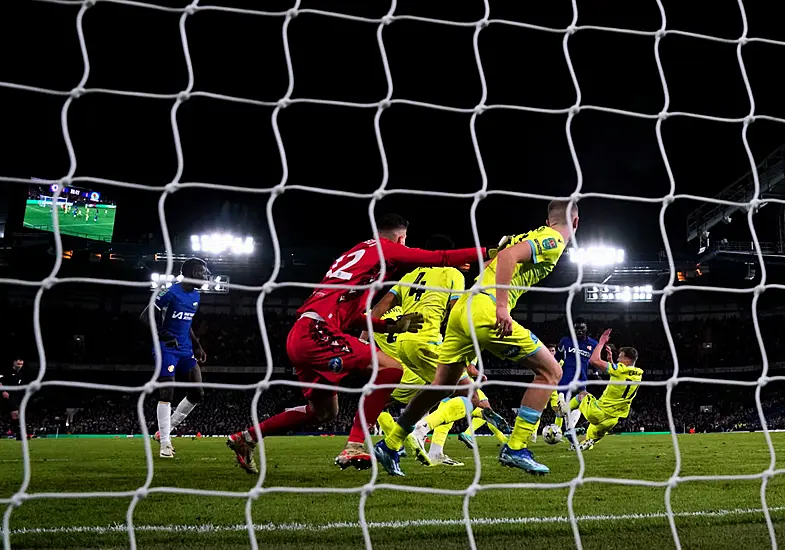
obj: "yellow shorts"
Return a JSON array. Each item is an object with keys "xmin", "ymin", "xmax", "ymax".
[
  {"xmin": 439, "ymin": 293, "xmax": 542, "ymax": 365},
  {"xmin": 374, "ymin": 333, "xmax": 401, "ymax": 363},
  {"xmin": 549, "ymin": 390, "xmax": 560, "ymax": 409},
  {"xmin": 397, "ymin": 338, "xmax": 442, "ymax": 383},
  {"xmin": 390, "ymin": 366, "xmax": 427, "ymax": 405},
  {"xmin": 579, "ymin": 394, "xmax": 619, "ymax": 440}
]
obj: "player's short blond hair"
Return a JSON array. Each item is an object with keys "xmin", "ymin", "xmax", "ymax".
[{"xmin": 547, "ymin": 200, "xmax": 578, "ymax": 226}]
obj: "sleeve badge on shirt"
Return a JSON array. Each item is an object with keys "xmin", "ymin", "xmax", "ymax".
[
  {"xmin": 542, "ymin": 237, "xmax": 557, "ymax": 250},
  {"xmin": 167, "ymin": 365, "xmax": 175, "ymax": 373},
  {"xmin": 328, "ymin": 357, "xmax": 343, "ymax": 373}
]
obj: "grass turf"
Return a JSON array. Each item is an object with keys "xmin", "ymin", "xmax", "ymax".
[
  {"xmin": 1, "ymin": 433, "xmax": 784, "ymax": 549},
  {"xmin": 23, "ymin": 205, "xmax": 116, "ymax": 241}
]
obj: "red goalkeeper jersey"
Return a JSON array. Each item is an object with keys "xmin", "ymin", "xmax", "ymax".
[{"xmin": 297, "ymin": 238, "xmax": 484, "ymax": 331}]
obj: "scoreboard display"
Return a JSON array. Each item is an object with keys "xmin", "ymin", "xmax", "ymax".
[{"xmin": 585, "ymin": 285, "xmax": 653, "ymax": 303}]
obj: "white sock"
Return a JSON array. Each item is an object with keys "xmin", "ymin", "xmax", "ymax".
[
  {"xmin": 414, "ymin": 419, "xmax": 430, "ymax": 440},
  {"xmin": 569, "ymin": 409, "xmax": 582, "ymax": 431},
  {"xmin": 157, "ymin": 402, "xmax": 172, "ymax": 445},
  {"xmin": 170, "ymin": 397, "xmax": 197, "ymax": 430},
  {"xmin": 429, "ymin": 442, "xmax": 443, "ymax": 459}
]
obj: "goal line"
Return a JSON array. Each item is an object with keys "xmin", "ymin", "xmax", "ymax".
[{"xmin": 9, "ymin": 504, "xmax": 785, "ymax": 536}]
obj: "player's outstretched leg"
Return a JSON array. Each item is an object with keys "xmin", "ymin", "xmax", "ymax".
[
  {"xmin": 336, "ymin": 360, "xmax": 403, "ymax": 471},
  {"xmin": 410, "ymin": 396, "xmax": 472, "ymax": 466},
  {"xmin": 376, "ymin": 363, "xmax": 466, "ymax": 476},
  {"xmin": 377, "ymin": 411, "xmax": 396, "ymax": 436},
  {"xmin": 228, "ymin": 392, "xmax": 338, "ymax": 474},
  {"xmin": 157, "ymin": 379, "xmax": 175, "ymax": 459},
  {"xmin": 499, "ymin": 347, "xmax": 562, "ymax": 475},
  {"xmin": 428, "ymin": 421, "xmax": 463, "ymax": 466},
  {"xmin": 460, "ymin": 411, "xmax": 484, "ymax": 450},
  {"xmin": 169, "ymin": 366, "xmax": 203, "ymax": 435}
]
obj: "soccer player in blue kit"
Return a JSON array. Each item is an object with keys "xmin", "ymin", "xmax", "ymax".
[
  {"xmin": 141, "ymin": 258, "xmax": 210, "ymax": 458},
  {"xmin": 553, "ymin": 317, "xmax": 598, "ymax": 443}
]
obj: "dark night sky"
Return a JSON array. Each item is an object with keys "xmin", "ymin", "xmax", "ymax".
[{"xmin": 3, "ymin": 0, "xmax": 785, "ymax": 263}]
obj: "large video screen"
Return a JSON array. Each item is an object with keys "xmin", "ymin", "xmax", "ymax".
[{"xmin": 23, "ymin": 182, "xmax": 117, "ymax": 242}]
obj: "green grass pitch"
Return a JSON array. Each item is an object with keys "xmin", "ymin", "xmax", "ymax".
[
  {"xmin": 2, "ymin": 434, "xmax": 784, "ymax": 549},
  {"xmin": 22, "ymin": 205, "xmax": 116, "ymax": 242}
]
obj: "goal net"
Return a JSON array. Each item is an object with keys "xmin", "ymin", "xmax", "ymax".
[{"xmin": 0, "ymin": 1, "xmax": 782, "ymax": 550}]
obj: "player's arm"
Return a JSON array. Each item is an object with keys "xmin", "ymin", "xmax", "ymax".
[
  {"xmin": 190, "ymin": 328, "xmax": 207, "ymax": 364},
  {"xmin": 352, "ymin": 309, "xmax": 423, "ymax": 335},
  {"xmin": 371, "ymin": 289, "xmax": 400, "ymax": 320},
  {"xmin": 361, "ymin": 291, "xmax": 401, "ymax": 341},
  {"xmin": 555, "ymin": 337, "xmax": 566, "ymax": 362},
  {"xmin": 445, "ymin": 268, "xmax": 466, "ymax": 316},
  {"xmin": 493, "ymin": 241, "xmax": 533, "ymax": 337},
  {"xmin": 379, "ymin": 239, "xmax": 488, "ymax": 269},
  {"xmin": 589, "ymin": 328, "xmax": 612, "ymax": 373},
  {"xmin": 466, "ymin": 357, "xmax": 488, "ymax": 382},
  {"xmin": 140, "ymin": 290, "xmax": 179, "ymax": 348}
]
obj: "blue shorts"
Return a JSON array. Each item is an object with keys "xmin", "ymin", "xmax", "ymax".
[{"xmin": 157, "ymin": 349, "xmax": 198, "ymax": 378}]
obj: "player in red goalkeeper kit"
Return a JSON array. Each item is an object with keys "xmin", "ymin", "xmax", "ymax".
[{"xmin": 228, "ymin": 214, "xmax": 505, "ymax": 473}]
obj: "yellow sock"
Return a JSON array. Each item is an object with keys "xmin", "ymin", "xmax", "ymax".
[
  {"xmin": 431, "ymin": 422, "xmax": 451, "ymax": 449},
  {"xmin": 377, "ymin": 411, "xmax": 396, "ymax": 436},
  {"xmin": 487, "ymin": 420, "xmax": 509, "ymax": 444},
  {"xmin": 507, "ymin": 406, "xmax": 542, "ymax": 451},
  {"xmin": 426, "ymin": 397, "xmax": 470, "ymax": 429},
  {"xmin": 554, "ymin": 416, "xmax": 564, "ymax": 429},
  {"xmin": 471, "ymin": 407, "xmax": 483, "ymax": 419},
  {"xmin": 384, "ymin": 423, "xmax": 410, "ymax": 452},
  {"xmin": 532, "ymin": 418, "xmax": 540, "ymax": 435},
  {"xmin": 464, "ymin": 417, "xmax": 486, "ymax": 438}
]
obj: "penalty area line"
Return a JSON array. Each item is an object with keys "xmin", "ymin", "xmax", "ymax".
[{"xmin": 8, "ymin": 505, "xmax": 785, "ymax": 535}]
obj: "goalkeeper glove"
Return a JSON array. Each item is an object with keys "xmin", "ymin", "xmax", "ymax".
[
  {"xmin": 158, "ymin": 330, "xmax": 179, "ymax": 349},
  {"xmin": 386, "ymin": 312, "xmax": 425, "ymax": 334},
  {"xmin": 487, "ymin": 235, "xmax": 514, "ymax": 260}
]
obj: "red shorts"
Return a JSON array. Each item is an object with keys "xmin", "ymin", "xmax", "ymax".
[{"xmin": 286, "ymin": 316, "xmax": 373, "ymax": 400}]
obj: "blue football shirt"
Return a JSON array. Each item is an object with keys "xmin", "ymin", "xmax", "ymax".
[
  {"xmin": 556, "ymin": 335, "xmax": 599, "ymax": 387},
  {"xmin": 154, "ymin": 283, "xmax": 200, "ymax": 353}
]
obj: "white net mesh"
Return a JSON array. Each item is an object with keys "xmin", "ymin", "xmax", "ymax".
[{"xmin": 1, "ymin": 0, "xmax": 784, "ymax": 549}]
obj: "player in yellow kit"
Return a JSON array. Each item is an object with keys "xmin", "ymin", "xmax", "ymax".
[
  {"xmin": 370, "ymin": 306, "xmax": 427, "ymax": 406},
  {"xmin": 570, "ymin": 328, "xmax": 642, "ymax": 451},
  {"xmin": 376, "ymin": 200, "xmax": 578, "ymax": 477},
  {"xmin": 367, "ymin": 306, "xmax": 436, "ymax": 464},
  {"xmin": 369, "ymin": 235, "xmax": 496, "ymax": 466}
]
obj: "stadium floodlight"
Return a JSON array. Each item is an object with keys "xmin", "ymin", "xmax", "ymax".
[
  {"xmin": 151, "ymin": 272, "xmax": 230, "ymax": 293},
  {"xmin": 190, "ymin": 233, "xmax": 254, "ymax": 255},
  {"xmin": 569, "ymin": 246, "xmax": 625, "ymax": 266},
  {"xmin": 585, "ymin": 284, "xmax": 653, "ymax": 303},
  {"xmin": 150, "ymin": 273, "xmax": 182, "ymax": 290}
]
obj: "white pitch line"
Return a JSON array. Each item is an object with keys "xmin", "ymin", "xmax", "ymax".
[{"xmin": 7, "ymin": 505, "xmax": 785, "ymax": 535}]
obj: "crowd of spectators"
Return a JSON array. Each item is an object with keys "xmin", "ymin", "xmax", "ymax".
[
  {"xmin": 2, "ymin": 301, "xmax": 785, "ymax": 437},
  {"xmin": 5, "ymin": 374, "xmax": 785, "ymax": 438}
]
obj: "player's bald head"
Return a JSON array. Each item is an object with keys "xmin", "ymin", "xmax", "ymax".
[
  {"xmin": 548, "ymin": 201, "xmax": 578, "ymax": 226},
  {"xmin": 546, "ymin": 200, "xmax": 578, "ymax": 227},
  {"xmin": 376, "ymin": 213, "xmax": 409, "ymax": 245}
]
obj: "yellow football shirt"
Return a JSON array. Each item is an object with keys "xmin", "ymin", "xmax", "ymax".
[
  {"xmin": 374, "ymin": 305, "xmax": 403, "ymax": 360},
  {"xmin": 391, "ymin": 267, "xmax": 465, "ymax": 344},
  {"xmin": 478, "ymin": 226, "xmax": 565, "ymax": 311},
  {"xmin": 597, "ymin": 362, "xmax": 643, "ymax": 418}
]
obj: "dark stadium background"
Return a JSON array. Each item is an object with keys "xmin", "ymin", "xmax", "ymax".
[{"xmin": 1, "ymin": 0, "xmax": 785, "ymax": 436}]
